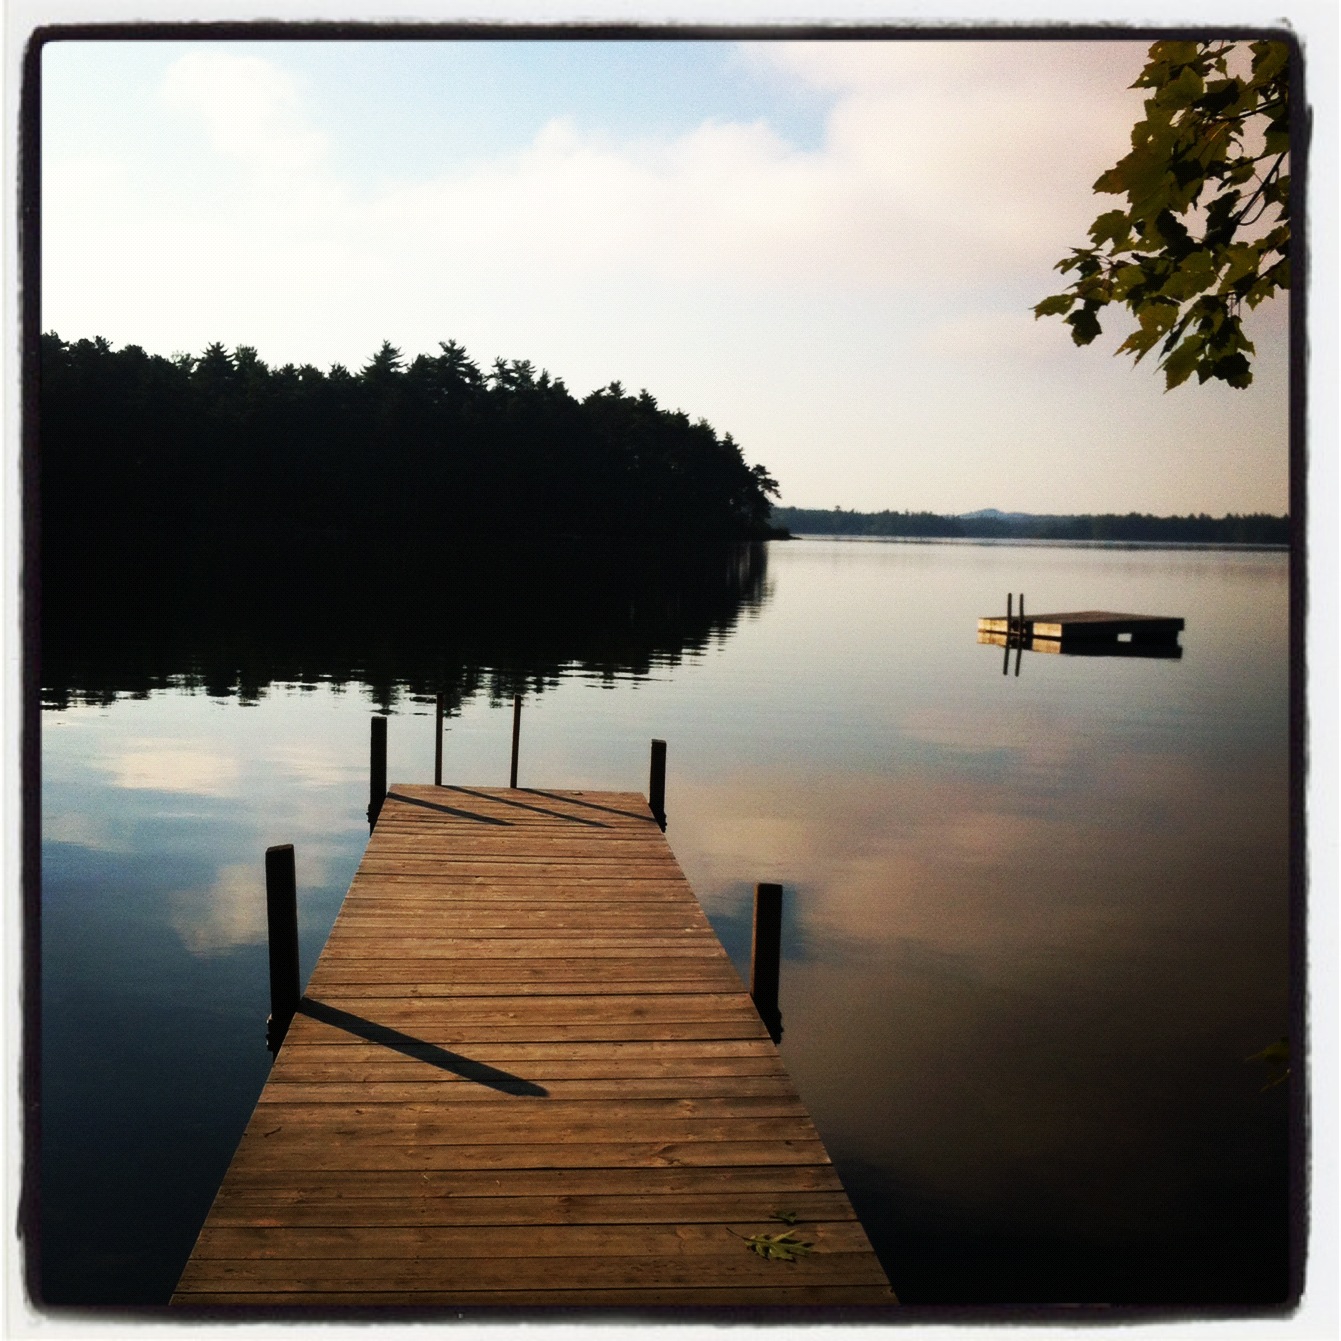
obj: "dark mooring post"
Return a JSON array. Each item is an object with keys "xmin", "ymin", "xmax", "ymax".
[
  {"xmin": 265, "ymin": 844, "xmax": 300, "ymax": 1055},
  {"xmin": 649, "ymin": 738, "xmax": 667, "ymax": 831},
  {"xmin": 751, "ymin": 882, "xmax": 784, "ymax": 1044},
  {"xmin": 1006, "ymin": 591, "xmax": 1014, "ymax": 635},
  {"xmin": 434, "ymin": 692, "xmax": 444, "ymax": 787},
  {"xmin": 509, "ymin": 694, "xmax": 522, "ymax": 789},
  {"xmin": 368, "ymin": 715, "xmax": 387, "ymax": 830}
]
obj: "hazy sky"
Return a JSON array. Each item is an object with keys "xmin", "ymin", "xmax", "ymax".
[{"xmin": 41, "ymin": 34, "xmax": 1293, "ymax": 515}]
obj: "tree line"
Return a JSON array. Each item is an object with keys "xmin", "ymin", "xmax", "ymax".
[
  {"xmin": 772, "ymin": 506, "xmax": 1289, "ymax": 546},
  {"xmin": 39, "ymin": 333, "xmax": 782, "ymax": 560}
]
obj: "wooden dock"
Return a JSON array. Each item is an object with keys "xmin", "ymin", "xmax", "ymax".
[{"xmin": 172, "ymin": 783, "xmax": 895, "ymax": 1310}]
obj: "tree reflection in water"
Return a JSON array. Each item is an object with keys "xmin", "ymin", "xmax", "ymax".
[{"xmin": 40, "ymin": 536, "xmax": 772, "ymax": 711}]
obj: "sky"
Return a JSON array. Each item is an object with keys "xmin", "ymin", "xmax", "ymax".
[{"xmin": 38, "ymin": 32, "xmax": 1295, "ymax": 517}]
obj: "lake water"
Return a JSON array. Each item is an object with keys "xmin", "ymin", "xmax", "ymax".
[{"xmin": 34, "ymin": 536, "xmax": 1295, "ymax": 1311}]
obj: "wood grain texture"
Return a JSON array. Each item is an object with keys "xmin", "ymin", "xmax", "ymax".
[{"xmin": 171, "ymin": 784, "xmax": 895, "ymax": 1311}]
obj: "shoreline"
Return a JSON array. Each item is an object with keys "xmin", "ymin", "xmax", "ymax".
[{"xmin": 781, "ymin": 533, "xmax": 1289, "ymax": 552}]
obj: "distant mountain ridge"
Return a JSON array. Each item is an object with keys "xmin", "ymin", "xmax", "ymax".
[{"xmin": 771, "ymin": 506, "xmax": 1290, "ymax": 546}]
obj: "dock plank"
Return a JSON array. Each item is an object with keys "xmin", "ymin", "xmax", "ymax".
[
  {"xmin": 201, "ymin": 1189, "xmax": 860, "ymax": 1228},
  {"xmin": 172, "ymin": 784, "xmax": 895, "ymax": 1310}
]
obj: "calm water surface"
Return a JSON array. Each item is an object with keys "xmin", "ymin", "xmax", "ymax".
[{"xmin": 36, "ymin": 538, "xmax": 1293, "ymax": 1310}]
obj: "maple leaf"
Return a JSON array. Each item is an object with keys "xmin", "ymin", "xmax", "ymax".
[{"xmin": 743, "ymin": 1230, "xmax": 813, "ymax": 1262}]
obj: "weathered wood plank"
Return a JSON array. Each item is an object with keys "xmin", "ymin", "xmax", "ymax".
[
  {"xmin": 328, "ymin": 907, "xmax": 714, "ymax": 926},
  {"xmin": 264, "ymin": 1065, "xmax": 789, "ymax": 1089},
  {"xmin": 276, "ymin": 1019, "xmax": 772, "ymax": 1044},
  {"xmin": 269, "ymin": 1054, "xmax": 782, "ymax": 1078},
  {"xmin": 313, "ymin": 941, "xmax": 732, "ymax": 960},
  {"xmin": 320, "ymin": 922, "xmax": 715, "ymax": 939},
  {"xmin": 229, "ymin": 1116, "xmax": 825, "ymax": 1158},
  {"xmin": 177, "ymin": 1240, "xmax": 890, "ymax": 1289},
  {"xmin": 302, "ymin": 980, "xmax": 745, "ymax": 999},
  {"xmin": 361, "ymin": 837, "xmax": 678, "ymax": 854},
  {"xmin": 269, "ymin": 1037, "xmax": 780, "ymax": 1063},
  {"xmin": 172, "ymin": 785, "xmax": 895, "ymax": 1309},
  {"xmin": 242, "ymin": 1099, "xmax": 813, "ymax": 1126},
  {"xmin": 203, "ymin": 1189, "xmax": 859, "ymax": 1227},
  {"xmin": 211, "ymin": 1163, "xmax": 848, "ymax": 1198},
  {"xmin": 276, "ymin": 995, "xmax": 761, "ymax": 1024},
  {"xmin": 223, "ymin": 1138, "xmax": 835, "ymax": 1174},
  {"xmin": 255, "ymin": 1078, "xmax": 804, "ymax": 1103},
  {"xmin": 175, "ymin": 1285, "xmax": 898, "ymax": 1306},
  {"xmin": 308, "ymin": 956, "xmax": 743, "ymax": 981},
  {"xmin": 185, "ymin": 1219, "xmax": 877, "ymax": 1261}
]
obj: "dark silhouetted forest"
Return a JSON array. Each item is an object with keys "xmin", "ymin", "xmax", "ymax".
[
  {"xmin": 773, "ymin": 506, "xmax": 1290, "ymax": 545},
  {"xmin": 39, "ymin": 333, "xmax": 783, "ymax": 561}
]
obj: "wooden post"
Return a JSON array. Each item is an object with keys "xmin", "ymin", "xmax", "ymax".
[
  {"xmin": 649, "ymin": 738, "xmax": 667, "ymax": 831},
  {"xmin": 1019, "ymin": 593, "xmax": 1025, "ymax": 639},
  {"xmin": 367, "ymin": 715, "xmax": 387, "ymax": 830},
  {"xmin": 434, "ymin": 692, "xmax": 444, "ymax": 787},
  {"xmin": 751, "ymin": 882, "xmax": 784, "ymax": 1044},
  {"xmin": 1006, "ymin": 591, "xmax": 1014, "ymax": 636},
  {"xmin": 265, "ymin": 844, "xmax": 300, "ymax": 1055},
  {"xmin": 509, "ymin": 694, "xmax": 522, "ymax": 789}
]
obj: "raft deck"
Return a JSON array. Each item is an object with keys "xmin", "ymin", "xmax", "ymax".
[{"xmin": 172, "ymin": 783, "xmax": 895, "ymax": 1310}]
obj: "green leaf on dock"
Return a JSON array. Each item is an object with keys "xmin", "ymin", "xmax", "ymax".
[
  {"xmin": 743, "ymin": 1230, "xmax": 813, "ymax": 1261},
  {"xmin": 771, "ymin": 1208, "xmax": 799, "ymax": 1224}
]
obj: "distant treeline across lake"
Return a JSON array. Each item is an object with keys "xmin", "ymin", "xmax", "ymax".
[
  {"xmin": 772, "ymin": 506, "xmax": 1290, "ymax": 546},
  {"xmin": 39, "ymin": 333, "xmax": 783, "ymax": 563}
]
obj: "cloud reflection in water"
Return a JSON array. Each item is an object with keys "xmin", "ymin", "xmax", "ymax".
[{"xmin": 675, "ymin": 729, "xmax": 1288, "ymax": 1301}]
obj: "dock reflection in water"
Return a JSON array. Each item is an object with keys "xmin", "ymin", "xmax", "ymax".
[{"xmin": 980, "ymin": 628, "xmax": 1185, "ymax": 676}]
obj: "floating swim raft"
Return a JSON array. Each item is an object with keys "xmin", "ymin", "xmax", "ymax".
[{"xmin": 978, "ymin": 609, "xmax": 1185, "ymax": 644}]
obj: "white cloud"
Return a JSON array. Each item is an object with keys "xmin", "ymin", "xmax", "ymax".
[
  {"xmin": 42, "ymin": 809, "xmax": 131, "ymax": 853},
  {"xmin": 169, "ymin": 848, "xmax": 341, "ymax": 956},
  {"xmin": 268, "ymin": 741, "xmax": 363, "ymax": 789},
  {"xmin": 160, "ymin": 49, "xmax": 327, "ymax": 176},
  {"xmin": 100, "ymin": 739, "xmax": 240, "ymax": 795},
  {"xmin": 381, "ymin": 43, "xmax": 1146, "ymax": 297},
  {"xmin": 757, "ymin": 40, "xmax": 1152, "ymax": 280},
  {"xmin": 54, "ymin": 40, "xmax": 1157, "ymax": 336},
  {"xmin": 168, "ymin": 861, "xmax": 265, "ymax": 954}
]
